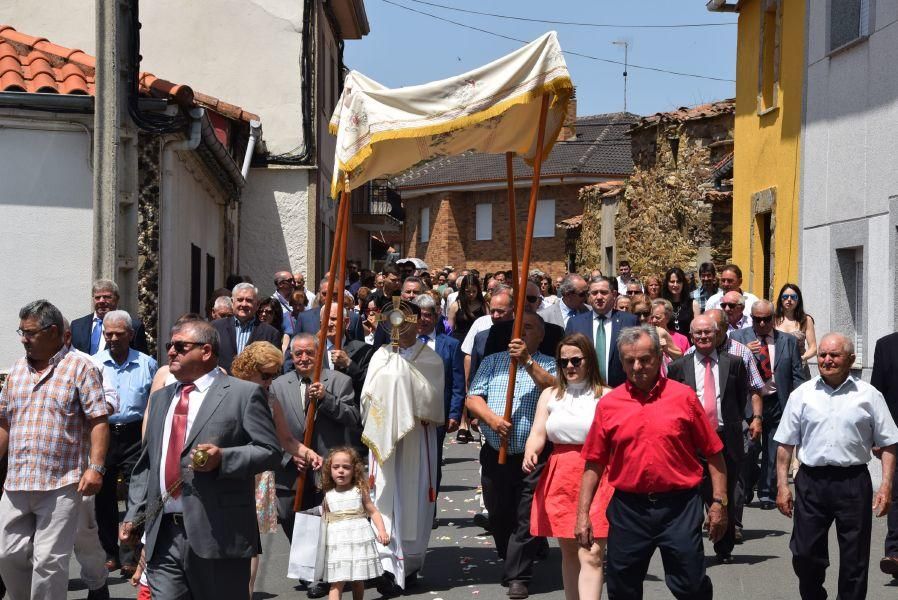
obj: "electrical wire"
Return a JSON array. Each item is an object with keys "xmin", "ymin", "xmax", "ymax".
[
  {"xmin": 403, "ymin": 0, "xmax": 737, "ymax": 29},
  {"xmin": 381, "ymin": 0, "xmax": 736, "ymax": 83}
]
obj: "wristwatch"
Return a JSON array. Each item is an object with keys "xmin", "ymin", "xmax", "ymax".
[
  {"xmin": 711, "ymin": 496, "xmax": 728, "ymax": 507},
  {"xmin": 751, "ymin": 415, "xmax": 763, "ymax": 422},
  {"xmin": 88, "ymin": 463, "xmax": 107, "ymax": 475},
  {"xmin": 524, "ymin": 357, "xmax": 535, "ymax": 369}
]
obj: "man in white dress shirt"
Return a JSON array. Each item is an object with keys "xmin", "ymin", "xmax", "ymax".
[
  {"xmin": 774, "ymin": 333, "xmax": 898, "ymax": 600},
  {"xmin": 704, "ymin": 264, "xmax": 759, "ymax": 316}
]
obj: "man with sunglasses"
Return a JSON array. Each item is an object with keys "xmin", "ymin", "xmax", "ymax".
[
  {"xmin": 538, "ymin": 274, "xmax": 588, "ymax": 329},
  {"xmin": 731, "ymin": 300, "xmax": 807, "ymax": 510},
  {"xmin": 272, "ymin": 270, "xmax": 297, "ymax": 336},
  {"xmin": 721, "ymin": 291, "xmax": 751, "ymax": 334}
]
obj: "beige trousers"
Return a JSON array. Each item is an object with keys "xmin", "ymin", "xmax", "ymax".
[{"xmin": 0, "ymin": 484, "xmax": 80, "ymax": 600}]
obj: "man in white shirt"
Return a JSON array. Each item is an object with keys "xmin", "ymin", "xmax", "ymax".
[
  {"xmin": 774, "ymin": 333, "xmax": 898, "ymax": 600},
  {"xmin": 615, "ymin": 261, "xmax": 637, "ymax": 296},
  {"xmin": 705, "ymin": 264, "xmax": 759, "ymax": 316}
]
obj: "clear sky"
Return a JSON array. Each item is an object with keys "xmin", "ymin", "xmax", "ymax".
[{"xmin": 342, "ymin": 0, "xmax": 737, "ymax": 118}]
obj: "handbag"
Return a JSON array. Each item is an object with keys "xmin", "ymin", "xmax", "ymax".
[{"xmin": 287, "ymin": 506, "xmax": 326, "ymax": 582}]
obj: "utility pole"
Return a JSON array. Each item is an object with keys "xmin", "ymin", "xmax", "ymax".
[
  {"xmin": 94, "ymin": 0, "xmax": 139, "ymax": 313},
  {"xmin": 612, "ymin": 40, "xmax": 628, "ymax": 112}
]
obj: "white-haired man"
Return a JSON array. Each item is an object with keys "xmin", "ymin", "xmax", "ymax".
[
  {"xmin": 70, "ymin": 279, "xmax": 148, "ymax": 355},
  {"xmin": 210, "ymin": 283, "xmax": 282, "ymax": 372}
]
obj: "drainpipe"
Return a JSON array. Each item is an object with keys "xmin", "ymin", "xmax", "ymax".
[
  {"xmin": 241, "ymin": 119, "xmax": 262, "ymax": 179},
  {"xmin": 166, "ymin": 107, "xmax": 204, "ymax": 151}
]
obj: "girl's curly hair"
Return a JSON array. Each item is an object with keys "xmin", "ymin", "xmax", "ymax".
[{"xmin": 320, "ymin": 446, "xmax": 369, "ymax": 495}]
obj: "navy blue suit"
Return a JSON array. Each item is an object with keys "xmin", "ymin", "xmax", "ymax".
[
  {"xmin": 432, "ymin": 332, "xmax": 465, "ymax": 497},
  {"xmin": 70, "ymin": 313, "xmax": 149, "ymax": 355},
  {"xmin": 565, "ymin": 309, "xmax": 640, "ymax": 388}
]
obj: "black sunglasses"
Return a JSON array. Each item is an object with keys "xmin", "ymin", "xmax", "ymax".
[
  {"xmin": 720, "ymin": 302, "xmax": 740, "ymax": 309},
  {"xmin": 753, "ymin": 315, "xmax": 774, "ymax": 323},
  {"xmin": 165, "ymin": 341, "xmax": 204, "ymax": 354},
  {"xmin": 558, "ymin": 356, "xmax": 584, "ymax": 368},
  {"xmin": 634, "ymin": 311, "xmax": 650, "ymax": 318},
  {"xmin": 526, "ymin": 295, "xmax": 540, "ymax": 303}
]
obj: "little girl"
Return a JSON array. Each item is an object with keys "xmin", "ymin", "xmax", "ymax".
[{"xmin": 321, "ymin": 447, "xmax": 389, "ymax": 600}]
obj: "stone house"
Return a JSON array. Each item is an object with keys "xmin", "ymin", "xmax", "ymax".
[{"xmin": 392, "ymin": 111, "xmax": 637, "ymax": 277}]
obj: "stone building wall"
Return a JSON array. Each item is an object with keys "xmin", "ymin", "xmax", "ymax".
[{"xmin": 137, "ymin": 133, "xmax": 162, "ymax": 357}]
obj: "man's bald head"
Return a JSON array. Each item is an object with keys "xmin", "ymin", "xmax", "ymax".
[{"xmin": 722, "ymin": 291, "xmax": 744, "ymax": 306}]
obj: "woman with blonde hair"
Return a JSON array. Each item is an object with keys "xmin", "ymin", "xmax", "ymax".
[{"xmin": 524, "ymin": 333, "xmax": 613, "ymax": 600}]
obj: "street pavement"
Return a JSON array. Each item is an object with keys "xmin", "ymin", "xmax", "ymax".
[{"xmin": 72, "ymin": 438, "xmax": 898, "ymax": 599}]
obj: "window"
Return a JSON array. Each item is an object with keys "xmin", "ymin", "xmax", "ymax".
[
  {"xmin": 758, "ymin": 0, "xmax": 782, "ymax": 112},
  {"xmin": 835, "ymin": 247, "xmax": 865, "ymax": 365},
  {"xmin": 830, "ymin": 0, "xmax": 871, "ymax": 51},
  {"xmin": 475, "ymin": 203, "xmax": 492, "ymax": 241},
  {"xmin": 206, "ymin": 253, "xmax": 216, "ymax": 305},
  {"xmin": 420, "ymin": 206, "xmax": 430, "ymax": 243},
  {"xmin": 534, "ymin": 199, "xmax": 556, "ymax": 238},
  {"xmin": 190, "ymin": 244, "xmax": 201, "ymax": 314}
]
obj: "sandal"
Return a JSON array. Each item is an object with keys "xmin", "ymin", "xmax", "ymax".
[{"xmin": 456, "ymin": 429, "xmax": 472, "ymax": 444}]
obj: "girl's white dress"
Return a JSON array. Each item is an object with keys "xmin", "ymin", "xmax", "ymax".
[{"xmin": 323, "ymin": 487, "xmax": 383, "ymax": 583}]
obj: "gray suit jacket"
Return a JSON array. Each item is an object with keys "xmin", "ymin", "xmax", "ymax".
[
  {"xmin": 730, "ymin": 328, "xmax": 807, "ymax": 410},
  {"xmin": 126, "ymin": 374, "xmax": 282, "ymax": 561},
  {"xmin": 537, "ymin": 300, "xmax": 587, "ymax": 329}
]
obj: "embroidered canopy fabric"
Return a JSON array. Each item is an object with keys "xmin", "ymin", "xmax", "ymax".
[{"xmin": 329, "ymin": 31, "xmax": 574, "ymax": 198}]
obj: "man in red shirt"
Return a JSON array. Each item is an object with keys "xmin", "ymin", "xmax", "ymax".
[{"xmin": 575, "ymin": 325, "xmax": 728, "ymax": 600}]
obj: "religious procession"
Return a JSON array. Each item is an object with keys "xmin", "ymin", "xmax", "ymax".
[{"xmin": 1, "ymin": 1, "xmax": 897, "ymax": 599}]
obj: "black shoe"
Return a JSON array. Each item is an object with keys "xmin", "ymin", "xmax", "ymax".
[
  {"xmin": 473, "ymin": 512, "xmax": 491, "ymax": 531},
  {"xmin": 87, "ymin": 585, "xmax": 110, "ymax": 600},
  {"xmin": 880, "ymin": 555, "xmax": 898, "ymax": 576},
  {"xmin": 432, "ymin": 517, "xmax": 439, "ymax": 530},
  {"xmin": 717, "ymin": 553, "xmax": 735, "ymax": 564},
  {"xmin": 307, "ymin": 582, "xmax": 328, "ymax": 598},
  {"xmin": 759, "ymin": 500, "xmax": 776, "ymax": 510},
  {"xmin": 456, "ymin": 429, "xmax": 472, "ymax": 444},
  {"xmin": 375, "ymin": 573, "xmax": 402, "ymax": 597},
  {"xmin": 507, "ymin": 581, "xmax": 529, "ymax": 599},
  {"xmin": 734, "ymin": 526, "xmax": 744, "ymax": 544}
]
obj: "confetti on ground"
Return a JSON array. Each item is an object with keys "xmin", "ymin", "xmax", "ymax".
[
  {"xmin": 437, "ymin": 536, "xmax": 452, "ymax": 541},
  {"xmin": 472, "ymin": 591, "xmax": 480, "ymax": 595}
]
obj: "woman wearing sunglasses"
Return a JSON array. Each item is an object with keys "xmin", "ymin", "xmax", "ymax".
[
  {"xmin": 775, "ymin": 282, "xmax": 817, "ymax": 378},
  {"xmin": 231, "ymin": 341, "xmax": 323, "ymax": 598},
  {"xmin": 524, "ymin": 333, "xmax": 613, "ymax": 600}
]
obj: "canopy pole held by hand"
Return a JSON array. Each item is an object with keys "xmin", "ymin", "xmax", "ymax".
[
  {"xmin": 294, "ymin": 188, "xmax": 350, "ymax": 511},
  {"xmin": 499, "ymin": 94, "xmax": 550, "ymax": 465},
  {"xmin": 506, "ymin": 152, "xmax": 519, "ymax": 299}
]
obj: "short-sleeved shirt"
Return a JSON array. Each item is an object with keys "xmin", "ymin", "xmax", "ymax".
[
  {"xmin": 468, "ymin": 351, "xmax": 556, "ymax": 454},
  {"xmin": 581, "ymin": 376, "xmax": 724, "ymax": 493},
  {"xmin": 774, "ymin": 375, "xmax": 898, "ymax": 467},
  {"xmin": 0, "ymin": 345, "xmax": 107, "ymax": 491},
  {"xmin": 93, "ymin": 348, "xmax": 158, "ymax": 424}
]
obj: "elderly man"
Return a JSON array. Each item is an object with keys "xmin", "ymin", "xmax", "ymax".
[
  {"xmin": 322, "ymin": 303, "xmax": 374, "ymax": 403},
  {"xmin": 775, "ymin": 333, "xmax": 898, "ymax": 600},
  {"xmin": 538, "ymin": 274, "xmax": 588, "ymax": 328},
  {"xmin": 293, "ymin": 272, "xmax": 316, "ymax": 306},
  {"xmin": 295, "ymin": 279, "xmax": 362, "ymax": 341},
  {"xmin": 210, "ymin": 296, "xmax": 233, "ymax": 320},
  {"xmin": 71, "ymin": 279, "xmax": 148, "ymax": 355},
  {"xmin": 211, "ymin": 282, "xmax": 282, "ymax": 372},
  {"xmin": 466, "ymin": 312, "xmax": 556, "ymax": 599},
  {"xmin": 732, "ymin": 300, "xmax": 806, "ymax": 509},
  {"xmin": 566, "ymin": 276, "xmax": 640, "ymax": 387},
  {"xmin": 721, "ymin": 291, "xmax": 750, "ymax": 333},
  {"xmin": 668, "ymin": 315, "xmax": 748, "ymax": 563},
  {"xmin": 705, "ymin": 264, "xmax": 759, "ymax": 315},
  {"xmin": 92, "ymin": 310, "xmax": 158, "ymax": 578},
  {"xmin": 272, "ymin": 271, "xmax": 297, "ymax": 336},
  {"xmin": 461, "ymin": 286, "xmax": 514, "ymax": 382},
  {"xmin": 0, "ymin": 300, "xmax": 109, "ymax": 600},
  {"xmin": 576, "ymin": 325, "xmax": 728, "ymax": 600}
]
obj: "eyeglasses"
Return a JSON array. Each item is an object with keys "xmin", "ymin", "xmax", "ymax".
[
  {"xmin": 753, "ymin": 315, "xmax": 773, "ymax": 323},
  {"xmin": 258, "ymin": 308, "xmax": 274, "ymax": 315},
  {"xmin": 692, "ymin": 330, "xmax": 716, "ymax": 338},
  {"xmin": 720, "ymin": 302, "xmax": 740, "ymax": 309},
  {"xmin": 526, "ymin": 295, "xmax": 539, "ymax": 303},
  {"xmin": 781, "ymin": 293, "xmax": 798, "ymax": 301},
  {"xmin": 165, "ymin": 341, "xmax": 204, "ymax": 354},
  {"xmin": 16, "ymin": 324, "xmax": 53, "ymax": 339},
  {"xmin": 634, "ymin": 311, "xmax": 650, "ymax": 318},
  {"xmin": 626, "ymin": 290, "xmax": 640, "ymax": 296},
  {"xmin": 258, "ymin": 370, "xmax": 278, "ymax": 381},
  {"xmin": 276, "ymin": 278, "xmax": 295, "ymax": 285},
  {"xmin": 558, "ymin": 356, "xmax": 584, "ymax": 368}
]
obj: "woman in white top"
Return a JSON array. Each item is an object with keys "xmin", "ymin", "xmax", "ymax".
[{"xmin": 523, "ymin": 333, "xmax": 613, "ymax": 600}]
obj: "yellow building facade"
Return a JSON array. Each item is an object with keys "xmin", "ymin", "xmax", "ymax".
[{"xmin": 725, "ymin": 0, "xmax": 805, "ymax": 299}]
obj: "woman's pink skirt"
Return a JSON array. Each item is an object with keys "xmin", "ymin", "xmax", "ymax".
[{"xmin": 530, "ymin": 444, "xmax": 613, "ymax": 539}]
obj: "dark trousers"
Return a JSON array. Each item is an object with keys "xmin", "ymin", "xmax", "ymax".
[
  {"xmin": 886, "ymin": 461, "xmax": 898, "ymax": 556},
  {"xmin": 700, "ymin": 434, "xmax": 740, "ymax": 556},
  {"xmin": 480, "ymin": 444, "xmax": 546, "ymax": 585},
  {"xmin": 757, "ymin": 396, "xmax": 782, "ymax": 502},
  {"xmin": 734, "ymin": 427, "xmax": 756, "ymax": 528},
  {"xmin": 436, "ymin": 426, "xmax": 446, "ymax": 494},
  {"xmin": 96, "ymin": 420, "xmax": 142, "ymax": 566},
  {"xmin": 606, "ymin": 488, "xmax": 712, "ymax": 600},
  {"xmin": 148, "ymin": 515, "xmax": 250, "ymax": 600},
  {"xmin": 791, "ymin": 464, "xmax": 872, "ymax": 600}
]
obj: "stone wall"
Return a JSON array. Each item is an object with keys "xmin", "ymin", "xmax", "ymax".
[{"xmin": 137, "ymin": 133, "xmax": 162, "ymax": 357}]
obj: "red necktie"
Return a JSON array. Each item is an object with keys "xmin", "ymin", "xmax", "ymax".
[
  {"xmin": 164, "ymin": 383, "xmax": 195, "ymax": 497},
  {"xmin": 702, "ymin": 356, "xmax": 718, "ymax": 427},
  {"xmin": 757, "ymin": 338, "xmax": 773, "ymax": 381}
]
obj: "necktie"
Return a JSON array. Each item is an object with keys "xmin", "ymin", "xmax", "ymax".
[
  {"xmin": 301, "ymin": 377, "xmax": 312, "ymax": 411},
  {"xmin": 757, "ymin": 337, "xmax": 773, "ymax": 381},
  {"xmin": 702, "ymin": 355, "xmax": 718, "ymax": 426},
  {"xmin": 164, "ymin": 383, "xmax": 195, "ymax": 497},
  {"xmin": 595, "ymin": 316, "xmax": 607, "ymax": 383},
  {"xmin": 89, "ymin": 317, "xmax": 102, "ymax": 355}
]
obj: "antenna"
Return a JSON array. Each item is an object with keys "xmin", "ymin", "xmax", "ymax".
[{"xmin": 612, "ymin": 40, "xmax": 629, "ymax": 111}]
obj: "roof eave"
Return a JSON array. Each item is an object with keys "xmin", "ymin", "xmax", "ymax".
[{"xmin": 330, "ymin": 0, "xmax": 370, "ymax": 39}]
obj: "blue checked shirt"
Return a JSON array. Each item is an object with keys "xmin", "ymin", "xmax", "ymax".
[
  {"xmin": 469, "ymin": 351, "xmax": 556, "ymax": 455},
  {"xmin": 93, "ymin": 348, "xmax": 158, "ymax": 424},
  {"xmin": 235, "ymin": 317, "xmax": 255, "ymax": 355}
]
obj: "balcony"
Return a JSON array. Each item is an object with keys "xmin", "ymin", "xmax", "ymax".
[{"xmin": 351, "ymin": 179, "xmax": 404, "ymax": 232}]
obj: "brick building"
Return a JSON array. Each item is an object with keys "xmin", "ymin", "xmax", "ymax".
[{"xmin": 392, "ymin": 112, "xmax": 637, "ymax": 276}]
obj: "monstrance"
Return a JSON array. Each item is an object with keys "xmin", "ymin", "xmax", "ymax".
[{"xmin": 377, "ymin": 296, "xmax": 418, "ymax": 351}]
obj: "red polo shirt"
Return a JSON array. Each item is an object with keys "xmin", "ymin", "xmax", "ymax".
[{"xmin": 581, "ymin": 376, "xmax": 723, "ymax": 493}]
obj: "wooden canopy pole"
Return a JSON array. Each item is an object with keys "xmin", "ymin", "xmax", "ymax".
[
  {"xmin": 506, "ymin": 152, "xmax": 519, "ymax": 299},
  {"xmin": 294, "ymin": 189, "xmax": 350, "ymax": 511},
  {"xmin": 498, "ymin": 94, "xmax": 550, "ymax": 465}
]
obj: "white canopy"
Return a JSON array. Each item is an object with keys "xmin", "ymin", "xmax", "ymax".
[{"xmin": 329, "ymin": 31, "xmax": 574, "ymax": 198}]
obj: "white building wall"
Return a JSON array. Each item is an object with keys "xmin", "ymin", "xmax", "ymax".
[{"xmin": 0, "ymin": 118, "xmax": 93, "ymax": 370}]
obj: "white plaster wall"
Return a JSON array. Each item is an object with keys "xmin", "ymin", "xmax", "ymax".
[
  {"xmin": 0, "ymin": 120, "xmax": 93, "ymax": 370},
  {"xmin": 158, "ymin": 148, "xmax": 227, "ymax": 353},
  {"xmin": 239, "ymin": 167, "xmax": 310, "ymax": 291},
  {"xmin": 799, "ymin": 225, "xmax": 831, "ymax": 332},
  {"xmin": 866, "ymin": 215, "xmax": 892, "ymax": 350}
]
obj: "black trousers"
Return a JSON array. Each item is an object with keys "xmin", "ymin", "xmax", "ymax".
[
  {"xmin": 606, "ymin": 488, "xmax": 712, "ymax": 600},
  {"xmin": 790, "ymin": 464, "xmax": 872, "ymax": 600},
  {"xmin": 700, "ymin": 433, "xmax": 740, "ymax": 556},
  {"xmin": 885, "ymin": 461, "xmax": 898, "ymax": 557},
  {"xmin": 734, "ymin": 426, "xmax": 756, "ymax": 528},
  {"xmin": 96, "ymin": 420, "xmax": 143, "ymax": 566},
  {"xmin": 479, "ymin": 444, "xmax": 547, "ymax": 585},
  {"xmin": 757, "ymin": 396, "xmax": 782, "ymax": 502}
]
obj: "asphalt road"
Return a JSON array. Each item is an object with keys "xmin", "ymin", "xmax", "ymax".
[{"xmin": 71, "ymin": 439, "xmax": 898, "ymax": 599}]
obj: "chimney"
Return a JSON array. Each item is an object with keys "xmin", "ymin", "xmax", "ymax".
[{"xmin": 558, "ymin": 89, "xmax": 577, "ymax": 142}]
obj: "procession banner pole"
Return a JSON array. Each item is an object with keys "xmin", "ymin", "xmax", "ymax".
[
  {"xmin": 506, "ymin": 152, "xmax": 520, "ymax": 298},
  {"xmin": 498, "ymin": 94, "xmax": 550, "ymax": 465},
  {"xmin": 333, "ymin": 187, "xmax": 351, "ymax": 352},
  {"xmin": 294, "ymin": 187, "xmax": 349, "ymax": 511}
]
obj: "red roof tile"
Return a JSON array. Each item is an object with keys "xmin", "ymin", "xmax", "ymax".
[
  {"xmin": 0, "ymin": 25, "xmax": 258, "ymax": 123},
  {"xmin": 632, "ymin": 98, "xmax": 735, "ymax": 132}
]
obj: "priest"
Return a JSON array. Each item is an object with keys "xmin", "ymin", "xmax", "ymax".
[{"xmin": 362, "ymin": 300, "xmax": 445, "ymax": 594}]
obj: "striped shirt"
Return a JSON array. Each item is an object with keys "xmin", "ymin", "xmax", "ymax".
[
  {"xmin": 469, "ymin": 351, "xmax": 556, "ymax": 454},
  {"xmin": 0, "ymin": 345, "xmax": 107, "ymax": 491},
  {"xmin": 235, "ymin": 317, "xmax": 255, "ymax": 355}
]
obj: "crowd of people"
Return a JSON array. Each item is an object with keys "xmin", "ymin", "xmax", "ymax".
[{"xmin": 0, "ymin": 256, "xmax": 897, "ymax": 600}]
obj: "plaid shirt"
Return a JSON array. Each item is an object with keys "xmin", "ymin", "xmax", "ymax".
[
  {"xmin": 687, "ymin": 337, "xmax": 765, "ymax": 394},
  {"xmin": 691, "ymin": 286, "xmax": 721, "ymax": 313},
  {"xmin": 0, "ymin": 345, "xmax": 107, "ymax": 491},
  {"xmin": 469, "ymin": 351, "xmax": 556, "ymax": 454}
]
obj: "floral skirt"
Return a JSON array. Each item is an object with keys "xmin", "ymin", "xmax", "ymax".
[{"xmin": 255, "ymin": 471, "xmax": 279, "ymax": 534}]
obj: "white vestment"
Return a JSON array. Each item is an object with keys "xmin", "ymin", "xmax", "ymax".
[{"xmin": 361, "ymin": 343, "xmax": 444, "ymax": 588}]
